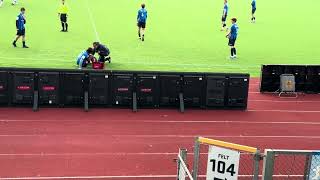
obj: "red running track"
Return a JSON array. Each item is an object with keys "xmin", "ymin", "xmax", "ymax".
[{"xmin": 0, "ymin": 78, "xmax": 320, "ymax": 179}]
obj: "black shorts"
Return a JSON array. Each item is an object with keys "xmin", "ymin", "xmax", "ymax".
[
  {"xmin": 228, "ymin": 38, "xmax": 236, "ymax": 46},
  {"xmin": 252, "ymin": 8, "xmax": 256, "ymax": 14},
  {"xmin": 222, "ymin": 14, "xmax": 227, "ymax": 22},
  {"xmin": 60, "ymin": 14, "xmax": 67, "ymax": 22},
  {"xmin": 16, "ymin": 29, "xmax": 25, "ymax": 36},
  {"xmin": 138, "ymin": 22, "xmax": 146, "ymax": 28}
]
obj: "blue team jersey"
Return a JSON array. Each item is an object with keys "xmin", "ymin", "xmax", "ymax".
[
  {"xmin": 223, "ymin": 4, "xmax": 229, "ymax": 15},
  {"xmin": 16, "ymin": 13, "xmax": 25, "ymax": 30},
  {"xmin": 252, "ymin": 0, "xmax": 256, "ymax": 9},
  {"xmin": 77, "ymin": 51, "xmax": 89, "ymax": 68},
  {"xmin": 137, "ymin": 8, "xmax": 148, "ymax": 23},
  {"xmin": 230, "ymin": 23, "xmax": 239, "ymax": 39}
]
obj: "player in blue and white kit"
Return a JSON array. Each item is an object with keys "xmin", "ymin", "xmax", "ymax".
[
  {"xmin": 137, "ymin": 3, "xmax": 148, "ymax": 41},
  {"xmin": 76, "ymin": 48, "xmax": 94, "ymax": 69},
  {"xmin": 251, "ymin": 0, "xmax": 256, "ymax": 23},
  {"xmin": 221, "ymin": 0, "xmax": 229, "ymax": 31},
  {"xmin": 226, "ymin": 18, "xmax": 239, "ymax": 59},
  {"xmin": 13, "ymin": 8, "xmax": 28, "ymax": 48}
]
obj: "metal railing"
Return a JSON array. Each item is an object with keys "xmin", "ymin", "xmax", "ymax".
[
  {"xmin": 177, "ymin": 138, "xmax": 320, "ymax": 180},
  {"xmin": 262, "ymin": 149, "xmax": 320, "ymax": 180},
  {"xmin": 177, "ymin": 148, "xmax": 194, "ymax": 180}
]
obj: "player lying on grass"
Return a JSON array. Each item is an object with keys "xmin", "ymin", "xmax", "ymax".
[
  {"xmin": 12, "ymin": 7, "xmax": 29, "ymax": 48},
  {"xmin": 76, "ymin": 47, "xmax": 95, "ymax": 69},
  {"xmin": 137, "ymin": 3, "xmax": 148, "ymax": 41},
  {"xmin": 251, "ymin": 0, "xmax": 256, "ymax": 23},
  {"xmin": 226, "ymin": 18, "xmax": 238, "ymax": 59},
  {"xmin": 221, "ymin": 0, "xmax": 229, "ymax": 31},
  {"xmin": 93, "ymin": 42, "xmax": 111, "ymax": 63}
]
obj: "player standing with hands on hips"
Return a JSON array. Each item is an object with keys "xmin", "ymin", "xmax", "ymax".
[
  {"xmin": 137, "ymin": 3, "xmax": 148, "ymax": 41},
  {"xmin": 226, "ymin": 18, "xmax": 238, "ymax": 59},
  {"xmin": 13, "ymin": 8, "xmax": 29, "ymax": 48},
  {"xmin": 58, "ymin": 0, "xmax": 69, "ymax": 32}
]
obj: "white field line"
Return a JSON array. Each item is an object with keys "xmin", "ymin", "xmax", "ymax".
[
  {"xmin": 0, "ymin": 174, "xmax": 304, "ymax": 179},
  {"xmin": 0, "ymin": 56, "xmax": 261, "ymax": 68},
  {"xmin": 85, "ymin": 0, "xmax": 100, "ymax": 41}
]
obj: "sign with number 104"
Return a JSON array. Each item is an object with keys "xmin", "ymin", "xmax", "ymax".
[{"xmin": 206, "ymin": 146, "xmax": 240, "ymax": 180}]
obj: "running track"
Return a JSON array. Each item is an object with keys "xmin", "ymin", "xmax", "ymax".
[{"xmin": 0, "ymin": 78, "xmax": 320, "ymax": 179}]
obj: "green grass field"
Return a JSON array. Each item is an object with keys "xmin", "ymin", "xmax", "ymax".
[{"xmin": 0, "ymin": 0, "xmax": 318, "ymax": 76}]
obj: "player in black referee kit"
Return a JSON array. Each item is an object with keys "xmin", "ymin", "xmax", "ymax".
[
  {"xmin": 13, "ymin": 8, "xmax": 29, "ymax": 48},
  {"xmin": 58, "ymin": 0, "xmax": 69, "ymax": 32}
]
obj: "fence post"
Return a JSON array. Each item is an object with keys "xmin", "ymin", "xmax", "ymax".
[
  {"xmin": 262, "ymin": 149, "xmax": 275, "ymax": 180},
  {"xmin": 253, "ymin": 150, "xmax": 261, "ymax": 180},
  {"xmin": 192, "ymin": 137, "xmax": 200, "ymax": 180},
  {"xmin": 304, "ymin": 154, "xmax": 312, "ymax": 180},
  {"xmin": 177, "ymin": 148, "xmax": 188, "ymax": 180}
]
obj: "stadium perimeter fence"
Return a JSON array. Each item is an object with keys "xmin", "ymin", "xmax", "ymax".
[
  {"xmin": 177, "ymin": 137, "xmax": 320, "ymax": 180},
  {"xmin": 177, "ymin": 137, "xmax": 261, "ymax": 180},
  {"xmin": 262, "ymin": 149, "xmax": 320, "ymax": 180}
]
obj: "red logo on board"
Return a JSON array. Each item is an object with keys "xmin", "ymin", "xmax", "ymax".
[
  {"xmin": 17, "ymin": 86, "xmax": 31, "ymax": 90},
  {"xmin": 42, "ymin": 86, "xmax": 56, "ymax": 91},
  {"xmin": 118, "ymin": 88, "xmax": 129, "ymax": 92},
  {"xmin": 140, "ymin": 88, "xmax": 152, "ymax": 93}
]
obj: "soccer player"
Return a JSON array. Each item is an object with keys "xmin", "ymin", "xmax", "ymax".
[
  {"xmin": 221, "ymin": 0, "xmax": 229, "ymax": 31},
  {"xmin": 226, "ymin": 18, "xmax": 239, "ymax": 59},
  {"xmin": 58, "ymin": 0, "xmax": 69, "ymax": 32},
  {"xmin": 251, "ymin": 0, "xmax": 256, "ymax": 23},
  {"xmin": 0, "ymin": 0, "xmax": 3, "ymax": 7},
  {"xmin": 93, "ymin": 42, "xmax": 111, "ymax": 63},
  {"xmin": 12, "ymin": 8, "xmax": 29, "ymax": 48},
  {"xmin": 137, "ymin": 3, "xmax": 148, "ymax": 41},
  {"xmin": 76, "ymin": 48, "xmax": 94, "ymax": 69}
]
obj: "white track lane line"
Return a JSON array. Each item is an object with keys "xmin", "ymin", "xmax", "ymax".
[
  {"xmin": 141, "ymin": 121, "xmax": 320, "ymax": 125},
  {"xmin": 0, "ymin": 174, "xmax": 304, "ymax": 179},
  {"xmin": 1, "ymin": 119, "xmax": 320, "ymax": 125},
  {"xmin": 0, "ymin": 152, "xmax": 177, "ymax": 156},
  {"xmin": 248, "ymin": 109, "xmax": 320, "ymax": 113},
  {"xmin": 0, "ymin": 135, "xmax": 320, "ymax": 138}
]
